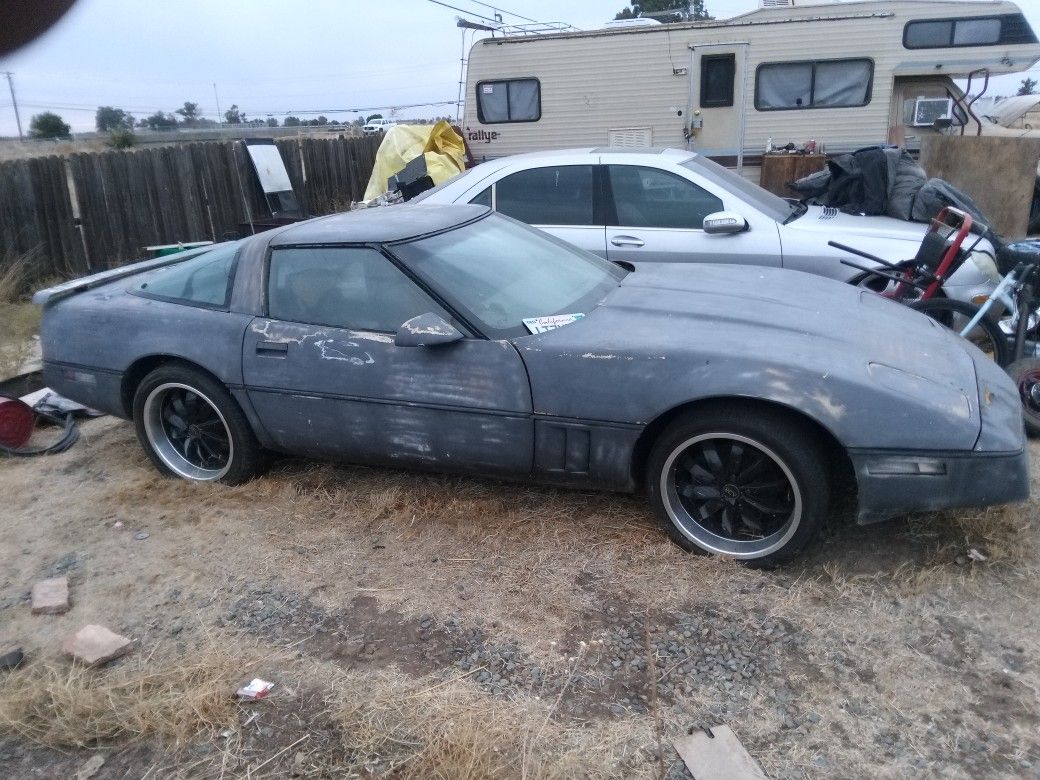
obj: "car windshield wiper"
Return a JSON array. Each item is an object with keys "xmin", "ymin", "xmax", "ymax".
[{"xmin": 782, "ymin": 201, "xmax": 808, "ymax": 225}]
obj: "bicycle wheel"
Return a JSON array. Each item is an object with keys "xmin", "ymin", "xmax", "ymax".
[
  {"xmin": 1004, "ymin": 358, "xmax": 1040, "ymax": 437},
  {"xmin": 847, "ymin": 259, "xmax": 923, "ymax": 302},
  {"xmin": 908, "ymin": 297, "xmax": 1010, "ymax": 366}
]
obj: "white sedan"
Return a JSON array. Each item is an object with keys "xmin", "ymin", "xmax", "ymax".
[{"xmin": 415, "ymin": 148, "xmax": 998, "ymax": 302}]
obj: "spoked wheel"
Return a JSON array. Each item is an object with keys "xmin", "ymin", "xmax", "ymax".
[
  {"xmin": 1005, "ymin": 358, "xmax": 1040, "ymax": 437},
  {"xmin": 143, "ymin": 384, "xmax": 232, "ymax": 479},
  {"xmin": 646, "ymin": 406, "xmax": 829, "ymax": 567},
  {"xmin": 133, "ymin": 364, "xmax": 262, "ymax": 484},
  {"xmin": 909, "ymin": 297, "xmax": 1009, "ymax": 366}
]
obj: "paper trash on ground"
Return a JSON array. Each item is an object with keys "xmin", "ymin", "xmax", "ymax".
[{"xmin": 236, "ymin": 678, "xmax": 275, "ymax": 700}]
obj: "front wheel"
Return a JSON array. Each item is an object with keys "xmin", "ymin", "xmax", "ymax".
[
  {"xmin": 132, "ymin": 364, "xmax": 262, "ymax": 484},
  {"xmin": 645, "ymin": 406, "xmax": 830, "ymax": 567},
  {"xmin": 909, "ymin": 297, "xmax": 1009, "ymax": 367},
  {"xmin": 1004, "ymin": 358, "xmax": 1040, "ymax": 437}
]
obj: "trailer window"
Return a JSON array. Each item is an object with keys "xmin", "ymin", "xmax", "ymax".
[
  {"xmin": 755, "ymin": 59, "xmax": 872, "ymax": 110},
  {"xmin": 494, "ymin": 166, "xmax": 594, "ymax": 226},
  {"xmin": 904, "ymin": 14, "xmax": 1036, "ymax": 49},
  {"xmin": 700, "ymin": 54, "xmax": 735, "ymax": 108},
  {"xmin": 476, "ymin": 79, "xmax": 541, "ymax": 123}
]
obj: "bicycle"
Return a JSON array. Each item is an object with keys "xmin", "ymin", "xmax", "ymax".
[{"xmin": 917, "ymin": 240, "xmax": 1040, "ymax": 433}]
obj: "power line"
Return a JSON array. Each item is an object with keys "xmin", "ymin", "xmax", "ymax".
[
  {"xmin": 464, "ymin": 0, "xmax": 541, "ymax": 24},
  {"xmin": 425, "ymin": 0, "xmax": 502, "ymax": 26}
]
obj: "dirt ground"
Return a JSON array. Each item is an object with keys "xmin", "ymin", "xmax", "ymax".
[{"xmin": 1, "ymin": 412, "xmax": 1039, "ymax": 779}]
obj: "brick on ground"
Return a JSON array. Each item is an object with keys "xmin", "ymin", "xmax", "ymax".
[
  {"xmin": 31, "ymin": 576, "xmax": 70, "ymax": 615},
  {"xmin": 63, "ymin": 625, "xmax": 133, "ymax": 666}
]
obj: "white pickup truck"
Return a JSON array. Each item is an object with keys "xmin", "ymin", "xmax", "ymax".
[{"xmin": 361, "ymin": 118, "xmax": 397, "ymax": 135}]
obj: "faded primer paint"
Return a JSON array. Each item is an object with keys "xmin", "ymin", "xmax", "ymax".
[{"xmin": 35, "ymin": 206, "xmax": 1029, "ymax": 527}]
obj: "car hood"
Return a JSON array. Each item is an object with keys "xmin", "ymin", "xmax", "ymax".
[
  {"xmin": 785, "ymin": 205, "xmax": 929, "ymax": 245},
  {"xmin": 514, "ymin": 262, "xmax": 983, "ymax": 450}
]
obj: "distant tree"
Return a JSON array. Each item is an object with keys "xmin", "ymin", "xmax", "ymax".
[
  {"xmin": 95, "ymin": 106, "xmax": 133, "ymax": 133},
  {"xmin": 29, "ymin": 112, "xmax": 71, "ymax": 139},
  {"xmin": 351, "ymin": 116, "xmax": 366, "ymax": 127},
  {"xmin": 142, "ymin": 111, "xmax": 178, "ymax": 130},
  {"xmin": 315, "ymin": 115, "xmax": 328, "ymax": 125},
  {"xmin": 265, "ymin": 117, "xmax": 279, "ymax": 127},
  {"xmin": 106, "ymin": 127, "xmax": 137, "ymax": 148},
  {"xmin": 224, "ymin": 104, "xmax": 244, "ymax": 124},
  {"xmin": 365, "ymin": 113, "xmax": 383, "ymax": 124},
  {"xmin": 614, "ymin": 0, "xmax": 710, "ymax": 21},
  {"xmin": 283, "ymin": 116, "xmax": 301, "ymax": 127},
  {"xmin": 175, "ymin": 101, "xmax": 201, "ymax": 126},
  {"xmin": 1019, "ymin": 77, "xmax": 1038, "ymax": 96}
]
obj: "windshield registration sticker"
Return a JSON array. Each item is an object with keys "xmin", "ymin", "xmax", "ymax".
[{"xmin": 522, "ymin": 313, "xmax": 585, "ymax": 335}]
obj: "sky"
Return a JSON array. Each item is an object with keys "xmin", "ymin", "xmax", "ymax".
[{"xmin": 0, "ymin": 0, "xmax": 1038, "ymax": 137}]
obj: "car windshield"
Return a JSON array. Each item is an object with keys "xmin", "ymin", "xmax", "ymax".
[
  {"xmin": 392, "ymin": 213, "xmax": 626, "ymax": 339},
  {"xmin": 680, "ymin": 155, "xmax": 799, "ymax": 223}
]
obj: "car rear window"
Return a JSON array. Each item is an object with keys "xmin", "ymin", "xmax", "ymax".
[{"xmin": 132, "ymin": 242, "xmax": 239, "ymax": 308}]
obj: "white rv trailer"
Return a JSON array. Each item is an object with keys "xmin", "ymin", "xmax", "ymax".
[{"xmin": 461, "ymin": 0, "xmax": 1040, "ymax": 177}]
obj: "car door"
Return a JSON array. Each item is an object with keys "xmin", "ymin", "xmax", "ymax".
[
  {"xmin": 467, "ymin": 164, "xmax": 608, "ymax": 258},
  {"xmin": 241, "ymin": 244, "xmax": 533, "ymax": 476},
  {"xmin": 604, "ymin": 164, "xmax": 782, "ymax": 267}
]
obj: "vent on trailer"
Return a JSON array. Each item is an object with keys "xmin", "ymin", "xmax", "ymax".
[
  {"xmin": 760, "ymin": 0, "xmax": 795, "ymax": 7},
  {"xmin": 609, "ymin": 127, "xmax": 653, "ymax": 147}
]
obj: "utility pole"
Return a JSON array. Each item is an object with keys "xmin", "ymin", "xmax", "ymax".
[
  {"xmin": 213, "ymin": 82, "xmax": 222, "ymax": 126},
  {"xmin": 3, "ymin": 71, "xmax": 23, "ymax": 139}
]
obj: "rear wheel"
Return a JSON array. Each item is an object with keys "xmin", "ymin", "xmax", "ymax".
[
  {"xmin": 645, "ymin": 406, "xmax": 830, "ymax": 567},
  {"xmin": 132, "ymin": 364, "xmax": 262, "ymax": 484},
  {"xmin": 1004, "ymin": 358, "xmax": 1040, "ymax": 437},
  {"xmin": 909, "ymin": 297, "xmax": 1009, "ymax": 366}
]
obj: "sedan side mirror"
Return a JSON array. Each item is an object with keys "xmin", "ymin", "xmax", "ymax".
[
  {"xmin": 394, "ymin": 312, "xmax": 464, "ymax": 347},
  {"xmin": 703, "ymin": 211, "xmax": 749, "ymax": 235}
]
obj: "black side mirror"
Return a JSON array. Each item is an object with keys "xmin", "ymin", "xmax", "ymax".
[{"xmin": 394, "ymin": 312, "xmax": 464, "ymax": 347}]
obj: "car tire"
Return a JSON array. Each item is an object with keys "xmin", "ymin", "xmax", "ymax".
[
  {"xmin": 646, "ymin": 406, "xmax": 830, "ymax": 567},
  {"xmin": 1004, "ymin": 358, "xmax": 1040, "ymax": 437},
  {"xmin": 132, "ymin": 364, "xmax": 262, "ymax": 485}
]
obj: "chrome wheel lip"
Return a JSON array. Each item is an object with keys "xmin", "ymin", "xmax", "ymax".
[
  {"xmin": 659, "ymin": 432, "xmax": 802, "ymax": 559},
  {"xmin": 142, "ymin": 382, "xmax": 233, "ymax": 481}
]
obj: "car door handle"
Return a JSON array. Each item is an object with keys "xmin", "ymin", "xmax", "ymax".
[
  {"xmin": 256, "ymin": 341, "xmax": 289, "ymax": 357},
  {"xmin": 610, "ymin": 236, "xmax": 644, "ymax": 248}
]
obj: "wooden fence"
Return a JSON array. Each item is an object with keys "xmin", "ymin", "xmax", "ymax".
[{"xmin": 0, "ymin": 134, "xmax": 381, "ymax": 281}]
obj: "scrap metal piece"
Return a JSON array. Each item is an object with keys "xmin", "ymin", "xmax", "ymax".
[{"xmin": 673, "ymin": 724, "xmax": 769, "ymax": 780}]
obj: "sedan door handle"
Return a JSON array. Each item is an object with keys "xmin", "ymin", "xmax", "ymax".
[
  {"xmin": 256, "ymin": 341, "xmax": 289, "ymax": 357},
  {"xmin": 610, "ymin": 236, "xmax": 644, "ymax": 248}
]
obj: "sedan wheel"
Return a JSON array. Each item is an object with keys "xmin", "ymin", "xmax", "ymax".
[
  {"xmin": 143, "ymin": 383, "xmax": 233, "ymax": 480},
  {"xmin": 647, "ymin": 407, "xmax": 829, "ymax": 565},
  {"xmin": 133, "ymin": 364, "xmax": 262, "ymax": 484}
]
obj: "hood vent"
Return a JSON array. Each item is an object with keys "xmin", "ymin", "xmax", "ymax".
[{"xmin": 819, "ymin": 207, "xmax": 838, "ymax": 220}]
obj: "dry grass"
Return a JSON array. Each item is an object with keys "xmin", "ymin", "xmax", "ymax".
[
  {"xmin": 0, "ymin": 648, "xmax": 244, "ymax": 748},
  {"xmin": 337, "ymin": 671, "xmax": 639, "ymax": 780}
]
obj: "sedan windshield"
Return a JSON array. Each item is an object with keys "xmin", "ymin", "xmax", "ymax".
[
  {"xmin": 393, "ymin": 213, "xmax": 626, "ymax": 339},
  {"xmin": 680, "ymin": 155, "xmax": 798, "ymax": 224}
]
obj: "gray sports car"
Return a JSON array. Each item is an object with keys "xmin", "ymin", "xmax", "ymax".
[{"xmin": 34, "ymin": 204, "xmax": 1028, "ymax": 565}]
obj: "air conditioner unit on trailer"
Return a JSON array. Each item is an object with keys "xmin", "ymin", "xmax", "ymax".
[
  {"xmin": 760, "ymin": 0, "xmax": 795, "ymax": 8},
  {"xmin": 913, "ymin": 97, "xmax": 954, "ymax": 127}
]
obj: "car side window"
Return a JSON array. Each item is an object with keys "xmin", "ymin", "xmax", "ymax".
[
  {"xmin": 134, "ymin": 242, "xmax": 239, "ymax": 308},
  {"xmin": 470, "ymin": 186, "xmax": 492, "ymax": 208},
  {"xmin": 607, "ymin": 166, "xmax": 724, "ymax": 230},
  {"xmin": 267, "ymin": 246, "xmax": 450, "ymax": 333},
  {"xmin": 493, "ymin": 165, "xmax": 595, "ymax": 226}
]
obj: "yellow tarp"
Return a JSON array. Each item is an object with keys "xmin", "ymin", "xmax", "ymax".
[{"xmin": 363, "ymin": 121, "xmax": 466, "ymax": 201}]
